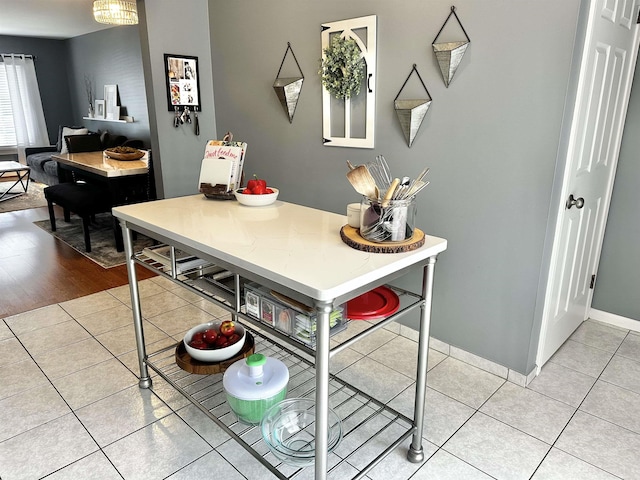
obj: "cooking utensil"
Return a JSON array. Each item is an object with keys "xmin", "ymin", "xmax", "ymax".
[
  {"xmin": 347, "ymin": 165, "xmax": 378, "ymax": 199},
  {"xmin": 398, "ymin": 167, "xmax": 430, "ymax": 200},
  {"xmin": 382, "ymin": 178, "xmax": 400, "ymax": 207},
  {"xmin": 393, "ymin": 176, "xmax": 411, "ymax": 199},
  {"xmin": 415, "ymin": 167, "xmax": 430, "ymax": 183},
  {"xmin": 376, "ymin": 155, "xmax": 393, "ymax": 188},
  {"xmin": 223, "ymin": 353, "xmax": 289, "ymax": 425},
  {"xmin": 404, "ymin": 180, "xmax": 430, "ymax": 198},
  {"xmin": 367, "ymin": 161, "xmax": 391, "ymax": 192}
]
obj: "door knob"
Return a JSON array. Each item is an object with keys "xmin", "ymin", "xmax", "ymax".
[{"xmin": 566, "ymin": 194, "xmax": 584, "ymax": 209}]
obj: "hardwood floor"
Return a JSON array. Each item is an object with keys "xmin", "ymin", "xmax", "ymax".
[{"xmin": 0, "ymin": 205, "xmax": 154, "ymax": 318}]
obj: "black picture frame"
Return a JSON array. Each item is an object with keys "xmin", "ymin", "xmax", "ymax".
[{"xmin": 164, "ymin": 53, "xmax": 201, "ymax": 111}]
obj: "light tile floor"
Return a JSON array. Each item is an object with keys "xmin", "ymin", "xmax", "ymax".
[{"xmin": 1, "ymin": 277, "xmax": 640, "ymax": 479}]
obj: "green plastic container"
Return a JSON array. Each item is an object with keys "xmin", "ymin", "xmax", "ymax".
[{"xmin": 223, "ymin": 353, "xmax": 289, "ymax": 424}]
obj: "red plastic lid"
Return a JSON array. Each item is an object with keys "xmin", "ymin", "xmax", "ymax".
[{"xmin": 346, "ymin": 286, "xmax": 400, "ymax": 320}]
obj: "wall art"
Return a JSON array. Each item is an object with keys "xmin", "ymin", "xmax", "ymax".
[
  {"xmin": 394, "ymin": 64, "xmax": 432, "ymax": 147},
  {"xmin": 273, "ymin": 42, "xmax": 304, "ymax": 123},
  {"xmin": 94, "ymin": 99, "xmax": 106, "ymax": 120},
  {"xmin": 320, "ymin": 15, "xmax": 377, "ymax": 149},
  {"xmin": 164, "ymin": 53, "xmax": 200, "ymax": 111},
  {"xmin": 104, "ymin": 84, "xmax": 119, "ymax": 120},
  {"xmin": 432, "ymin": 6, "xmax": 471, "ymax": 88}
]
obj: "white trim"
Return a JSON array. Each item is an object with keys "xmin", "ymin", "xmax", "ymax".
[
  {"xmin": 589, "ymin": 308, "xmax": 640, "ymax": 332},
  {"xmin": 536, "ymin": 0, "xmax": 640, "ymax": 368},
  {"xmin": 394, "ymin": 326, "xmax": 538, "ymax": 386}
]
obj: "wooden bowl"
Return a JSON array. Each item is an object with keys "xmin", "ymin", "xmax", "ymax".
[{"xmin": 104, "ymin": 149, "xmax": 145, "ymax": 161}]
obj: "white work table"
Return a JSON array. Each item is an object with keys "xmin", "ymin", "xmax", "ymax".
[{"xmin": 113, "ymin": 195, "xmax": 447, "ymax": 480}]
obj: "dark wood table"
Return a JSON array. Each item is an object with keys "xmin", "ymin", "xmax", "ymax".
[{"xmin": 52, "ymin": 151, "xmax": 152, "ymax": 250}]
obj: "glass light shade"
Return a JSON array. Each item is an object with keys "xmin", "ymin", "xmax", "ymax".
[{"xmin": 93, "ymin": 0, "xmax": 138, "ymax": 25}]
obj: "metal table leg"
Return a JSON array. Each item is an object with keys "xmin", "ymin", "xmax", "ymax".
[
  {"xmin": 121, "ymin": 219, "xmax": 152, "ymax": 389},
  {"xmin": 407, "ymin": 256, "xmax": 437, "ymax": 462},
  {"xmin": 0, "ymin": 167, "xmax": 30, "ymax": 202},
  {"xmin": 315, "ymin": 300, "xmax": 333, "ymax": 480}
]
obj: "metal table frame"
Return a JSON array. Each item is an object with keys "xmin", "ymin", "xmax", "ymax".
[
  {"xmin": 115, "ymin": 200, "xmax": 444, "ymax": 480},
  {"xmin": 0, "ymin": 161, "xmax": 30, "ymax": 202}
]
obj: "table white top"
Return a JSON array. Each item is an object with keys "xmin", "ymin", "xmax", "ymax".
[
  {"xmin": 52, "ymin": 151, "xmax": 148, "ymax": 178},
  {"xmin": 113, "ymin": 195, "xmax": 447, "ymax": 302},
  {"xmin": 0, "ymin": 161, "xmax": 29, "ymax": 173}
]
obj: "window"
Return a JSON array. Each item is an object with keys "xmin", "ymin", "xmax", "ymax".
[
  {"xmin": 0, "ymin": 54, "xmax": 49, "ymax": 149},
  {"xmin": 0, "ymin": 62, "xmax": 16, "ymax": 146}
]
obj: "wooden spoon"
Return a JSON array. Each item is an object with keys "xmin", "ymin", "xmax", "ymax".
[
  {"xmin": 382, "ymin": 178, "xmax": 400, "ymax": 207},
  {"xmin": 347, "ymin": 165, "xmax": 378, "ymax": 199}
]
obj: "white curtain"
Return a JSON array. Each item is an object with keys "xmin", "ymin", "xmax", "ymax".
[{"xmin": 1, "ymin": 54, "xmax": 49, "ymax": 147}]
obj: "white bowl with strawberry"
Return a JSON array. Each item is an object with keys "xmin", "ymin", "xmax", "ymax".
[
  {"xmin": 235, "ymin": 175, "xmax": 279, "ymax": 206},
  {"xmin": 184, "ymin": 320, "xmax": 246, "ymax": 362}
]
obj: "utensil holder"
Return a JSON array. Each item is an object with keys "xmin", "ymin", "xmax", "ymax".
[{"xmin": 360, "ymin": 196, "xmax": 416, "ymax": 243}]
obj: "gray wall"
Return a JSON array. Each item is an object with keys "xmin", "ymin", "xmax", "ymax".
[
  {"xmin": 206, "ymin": 0, "xmax": 582, "ymax": 374},
  {"xmin": 591, "ymin": 63, "xmax": 640, "ymax": 322},
  {"xmin": 1, "ymin": 28, "xmax": 151, "ymax": 148},
  {"xmin": 138, "ymin": 0, "xmax": 217, "ymax": 199},
  {"xmin": 0, "ymin": 35, "xmax": 72, "ymax": 145},
  {"xmin": 66, "ymin": 26, "xmax": 150, "ymax": 146}
]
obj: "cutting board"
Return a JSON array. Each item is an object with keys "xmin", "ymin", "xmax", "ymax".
[{"xmin": 340, "ymin": 225, "xmax": 425, "ymax": 253}]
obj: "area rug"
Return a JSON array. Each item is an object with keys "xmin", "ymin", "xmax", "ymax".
[
  {"xmin": 34, "ymin": 212, "xmax": 155, "ymax": 268},
  {"xmin": 0, "ymin": 181, "xmax": 48, "ymax": 213}
]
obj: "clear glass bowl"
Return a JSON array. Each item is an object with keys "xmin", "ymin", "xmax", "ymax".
[{"xmin": 260, "ymin": 398, "xmax": 343, "ymax": 467}]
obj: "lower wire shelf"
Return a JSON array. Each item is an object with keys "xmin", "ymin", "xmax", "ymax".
[{"xmin": 146, "ymin": 328, "xmax": 416, "ymax": 480}]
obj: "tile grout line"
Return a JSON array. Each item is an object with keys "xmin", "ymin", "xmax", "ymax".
[{"xmin": 528, "ymin": 330, "xmax": 634, "ymax": 479}]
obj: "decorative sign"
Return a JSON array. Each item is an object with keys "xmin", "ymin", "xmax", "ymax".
[
  {"xmin": 321, "ymin": 15, "xmax": 377, "ymax": 149},
  {"xmin": 164, "ymin": 53, "xmax": 201, "ymax": 111}
]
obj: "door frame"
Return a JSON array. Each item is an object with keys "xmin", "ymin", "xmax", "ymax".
[{"xmin": 535, "ymin": 0, "xmax": 640, "ymax": 371}]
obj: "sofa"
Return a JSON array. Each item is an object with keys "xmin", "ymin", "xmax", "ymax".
[{"xmin": 25, "ymin": 125, "xmax": 140, "ymax": 185}]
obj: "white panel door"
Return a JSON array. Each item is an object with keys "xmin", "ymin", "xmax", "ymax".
[{"xmin": 537, "ymin": 0, "xmax": 640, "ymax": 367}]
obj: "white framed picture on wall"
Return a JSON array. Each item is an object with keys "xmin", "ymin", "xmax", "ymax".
[
  {"xmin": 94, "ymin": 100, "xmax": 105, "ymax": 119},
  {"xmin": 104, "ymin": 84, "xmax": 119, "ymax": 120}
]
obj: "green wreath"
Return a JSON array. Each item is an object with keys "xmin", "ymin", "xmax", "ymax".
[{"xmin": 319, "ymin": 36, "xmax": 366, "ymax": 100}]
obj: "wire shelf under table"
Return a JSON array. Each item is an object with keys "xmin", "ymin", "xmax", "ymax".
[{"xmin": 146, "ymin": 330, "xmax": 416, "ymax": 480}]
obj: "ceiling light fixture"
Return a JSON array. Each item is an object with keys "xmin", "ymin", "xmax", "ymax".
[{"xmin": 93, "ymin": 0, "xmax": 139, "ymax": 26}]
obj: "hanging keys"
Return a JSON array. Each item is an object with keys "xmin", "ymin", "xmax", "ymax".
[{"xmin": 173, "ymin": 106, "xmax": 180, "ymax": 128}]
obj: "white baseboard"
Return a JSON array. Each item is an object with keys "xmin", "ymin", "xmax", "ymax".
[
  {"xmin": 393, "ymin": 327, "xmax": 538, "ymax": 387},
  {"xmin": 589, "ymin": 308, "xmax": 640, "ymax": 332}
]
